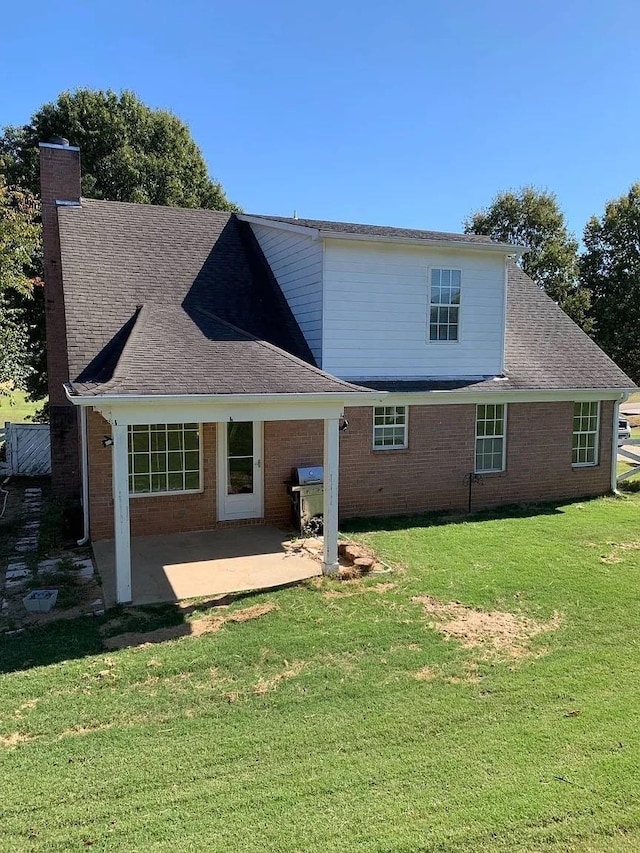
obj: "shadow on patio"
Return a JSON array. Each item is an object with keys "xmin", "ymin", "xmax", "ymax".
[{"xmin": 93, "ymin": 526, "xmax": 321, "ymax": 607}]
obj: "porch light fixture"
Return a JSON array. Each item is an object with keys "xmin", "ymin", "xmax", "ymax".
[
  {"xmin": 102, "ymin": 436, "xmax": 114, "ymax": 448},
  {"xmin": 339, "ymin": 417, "xmax": 349, "ymax": 432}
]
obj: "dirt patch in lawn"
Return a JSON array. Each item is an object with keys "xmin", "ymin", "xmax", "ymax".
[
  {"xmin": 254, "ymin": 660, "xmax": 306, "ymax": 695},
  {"xmin": 102, "ymin": 602, "xmax": 278, "ymax": 650},
  {"xmin": 0, "ymin": 732, "xmax": 32, "ymax": 749},
  {"xmin": 412, "ymin": 596, "xmax": 561, "ymax": 660},
  {"xmin": 599, "ymin": 541, "xmax": 640, "ymax": 564}
]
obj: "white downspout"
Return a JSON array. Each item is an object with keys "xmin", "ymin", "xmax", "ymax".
[
  {"xmin": 611, "ymin": 393, "xmax": 628, "ymax": 495},
  {"xmin": 77, "ymin": 406, "xmax": 90, "ymax": 545}
]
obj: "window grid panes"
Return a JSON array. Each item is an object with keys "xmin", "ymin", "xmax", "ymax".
[
  {"xmin": 128, "ymin": 423, "xmax": 201, "ymax": 495},
  {"xmin": 572, "ymin": 402, "xmax": 599, "ymax": 466},
  {"xmin": 475, "ymin": 404, "xmax": 505, "ymax": 473},
  {"xmin": 373, "ymin": 406, "xmax": 407, "ymax": 449},
  {"xmin": 429, "ymin": 268, "xmax": 461, "ymax": 341}
]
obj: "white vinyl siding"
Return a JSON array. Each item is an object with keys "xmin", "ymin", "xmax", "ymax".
[
  {"xmin": 475, "ymin": 404, "xmax": 506, "ymax": 473},
  {"xmin": 250, "ymin": 223, "xmax": 323, "ymax": 363},
  {"xmin": 572, "ymin": 402, "xmax": 599, "ymax": 466},
  {"xmin": 322, "ymin": 241, "xmax": 506, "ymax": 378},
  {"xmin": 373, "ymin": 406, "xmax": 407, "ymax": 449},
  {"xmin": 128, "ymin": 423, "xmax": 201, "ymax": 496}
]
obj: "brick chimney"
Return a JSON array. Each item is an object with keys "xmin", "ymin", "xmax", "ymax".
[{"xmin": 39, "ymin": 138, "xmax": 82, "ymax": 502}]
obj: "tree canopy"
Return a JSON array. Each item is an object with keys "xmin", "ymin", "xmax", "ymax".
[
  {"xmin": 0, "ymin": 179, "xmax": 41, "ymax": 386},
  {"xmin": 581, "ymin": 183, "xmax": 640, "ymax": 383},
  {"xmin": 0, "ymin": 88, "xmax": 238, "ymax": 210},
  {"xmin": 464, "ymin": 187, "xmax": 591, "ymax": 330}
]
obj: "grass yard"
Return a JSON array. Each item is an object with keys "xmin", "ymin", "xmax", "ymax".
[
  {"xmin": 0, "ymin": 389, "xmax": 45, "ymax": 424},
  {"xmin": 2, "ymin": 497, "xmax": 640, "ymax": 852}
]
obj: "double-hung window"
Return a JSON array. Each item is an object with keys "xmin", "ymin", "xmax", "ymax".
[
  {"xmin": 128, "ymin": 423, "xmax": 201, "ymax": 495},
  {"xmin": 475, "ymin": 404, "xmax": 506, "ymax": 473},
  {"xmin": 429, "ymin": 268, "xmax": 461, "ymax": 341},
  {"xmin": 572, "ymin": 402, "xmax": 599, "ymax": 466},
  {"xmin": 373, "ymin": 406, "xmax": 408, "ymax": 449}
]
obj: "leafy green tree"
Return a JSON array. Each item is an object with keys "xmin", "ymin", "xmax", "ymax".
[
  {"xmin": 0, "ymin": 179, "xmax": 41, "ymax": 387},
  {"xmin": 0, "ymin": 89, "xmax": 239, "ymax": 404},
  {"xmin": 581, "ymin": 184, "xmax": 640, "ymax": 383},
  {"xmin": 1, "ymin": 88, "xmax": 239, "ymax": 209},
  {"xmin": 464, "ymin": 187, "xmax": 591, "ymax": 330}
]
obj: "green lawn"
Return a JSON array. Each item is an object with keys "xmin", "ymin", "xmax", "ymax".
[
  {"xmin": 0, "ymin": 390, "xmax": 45, "ymax": 424},
  {"xmin": 2, "ymin": 497, "xmax": 640, "ymax": 851}
]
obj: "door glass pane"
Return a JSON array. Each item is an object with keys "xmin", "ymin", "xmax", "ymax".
[
  {"xmin": 228, "ymin": 422, "xmax": 253, "ymax": 457},
  {"xmin": 228, "ymin": 457, "xmax": 253, "ymax": 494}
]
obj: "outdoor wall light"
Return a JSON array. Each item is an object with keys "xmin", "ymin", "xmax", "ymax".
[
  {"xmin": 102, "ymin": 436, "xmax": 114, "ymax": 448},
  {"xmin": 339, "ymin": 417, "xmax": 349, "ymax": 432}
]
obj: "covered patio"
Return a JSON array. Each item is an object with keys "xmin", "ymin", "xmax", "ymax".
[{"xmin": 94, "ymin": 525, "xmax": 322, "ymax": 607}]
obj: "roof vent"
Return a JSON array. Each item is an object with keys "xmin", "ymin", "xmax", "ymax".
[{"xmin": 48, "ymin": 135, "xmax": 70, "ymax": 147}]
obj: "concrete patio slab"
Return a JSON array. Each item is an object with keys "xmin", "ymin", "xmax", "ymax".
[{"xmin": 93, "ymin": 526, "xmax": 321, "ymax": 607}]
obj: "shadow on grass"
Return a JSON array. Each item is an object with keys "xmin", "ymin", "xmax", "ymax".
[
  {"xmin": 341, "ymin": 496, "xmax": 601, "ymax": 535},
  {"xmin": 0, "ymin": 589, "xmax": 267, "ymax": 674}
]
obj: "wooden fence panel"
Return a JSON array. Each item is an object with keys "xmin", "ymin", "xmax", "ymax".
[{"xmin": 1, "ymin": 423, "xmax": 51, "ymax": 476}]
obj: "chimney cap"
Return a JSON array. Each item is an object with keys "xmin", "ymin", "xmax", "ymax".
[{"xmin": 49, "ymin": 135, "xmax": 70, "ymax": 146}]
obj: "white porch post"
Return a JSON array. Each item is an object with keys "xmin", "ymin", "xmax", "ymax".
[
  {"xmin": 111, "ymin": 423, "xmax": 132, "ymax": 603},
  {"xmin": 323, "ymin": 416, "xmax": 340, "ymax": 574}
]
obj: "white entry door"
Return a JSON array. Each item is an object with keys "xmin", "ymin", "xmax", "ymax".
[{"xmin": 217, "ymin": 421, "xmax": 263, "ymax": 521}]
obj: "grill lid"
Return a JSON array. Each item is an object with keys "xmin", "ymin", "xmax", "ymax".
[{"xmin": 294, "ymin": 466, "xmax": 324, "ymax": 485}]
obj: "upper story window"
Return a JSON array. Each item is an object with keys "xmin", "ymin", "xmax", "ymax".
[
  {"xmin": 128, "ymin": 423, "xmax": 201, "ymax": 495},
  {"xmin": 572, "ymin": 402, "xmax": 599, "ymax": 466},
  {"xmin": 373, "ymin": 406, "xmax": 408, "ymax": 450},
  {"xmin": 475, "ymin": 404, "xmax": 506, "ymax": 473},
  {"xmin": 429, "ymin": 268, "xmax": 461, "ymax": 341}
]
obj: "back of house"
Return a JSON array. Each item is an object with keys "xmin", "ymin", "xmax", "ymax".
[{"xmin": 39, "ymin": 139, "xmax": 634, "ymax": 603}]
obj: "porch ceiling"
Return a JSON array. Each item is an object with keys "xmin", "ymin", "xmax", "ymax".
[{"xmin": 94, "ymin": 526, "xmax": 321, "ymax": 607}]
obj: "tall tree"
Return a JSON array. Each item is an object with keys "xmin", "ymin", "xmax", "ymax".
[
  {"xmin": 1, "ymin": 89, "xmax": 239, "ymax": 209},
  {"xmin": 464, "ymin": 187, "xmax": 591, "ymax": 329},
  {"xmin": 581, "ymin": 183, "xmax": 640, "ymax": 383},
  {"xmin": 0, "ymin": 179, "xmax": 41, "ymax": 387},
  {"xmin": 0, "ymin": 89, "xmax": 239, "ymax": 403}
]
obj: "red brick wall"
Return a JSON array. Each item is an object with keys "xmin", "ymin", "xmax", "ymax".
[
  {"xmin": 88, "ymin": 411, "xmax": 217, "ymax": 539},
  {"xmin": 87, "ymin": 402, "xmax": 615, "ymax": 541},
  {"xmin": 40, "ymin": 143, "xmax": 82, "ymax": 499},
  {"xmin": 340, "ymin": 401, "xmax": 614, "ymax": 518}
]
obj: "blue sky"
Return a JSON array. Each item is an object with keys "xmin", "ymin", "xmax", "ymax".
[{"xmin": 3, "ymin": 1, "xmax": 640, "ymax": 237}]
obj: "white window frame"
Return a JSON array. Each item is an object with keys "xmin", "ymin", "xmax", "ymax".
[
  {"xmin": 372, "ymin": 406, "xmax": 408, "ymax": 450},
  {"xmin": 428, "ymin": 267, "xmax": 462, "ymax": 343},
  {"xmin": 128, "ymin": 423, "xmax": 203, "ymax": 497},
  {"xmin": 475, "ymin": 404, "xmax": 507, "ymax": 474},
  {"xmin": 572, "ymin": 401, "xmax": 600, "ymax": 467}
]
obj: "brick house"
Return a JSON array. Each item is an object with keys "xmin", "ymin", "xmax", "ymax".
[{"xmin": 40, "ymin": 140, "xmax": 634, "ymax": 604}]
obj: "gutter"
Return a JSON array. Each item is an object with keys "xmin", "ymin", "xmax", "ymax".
[{"xmin": 64, "ymin": 386, "xmax": 384, "ymax": 407}]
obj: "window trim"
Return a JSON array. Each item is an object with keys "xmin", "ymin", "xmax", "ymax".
[
  {"xmin": 427, "ymin": 266, "xmax": 462, "ymax": 344},
  {"xmin": 474, "ymin": 403, "xmax": 507, "ymax": 474},
  {"xmin": 372, "ymin": 405, "xmax": 409, "ymax": 451},
  {"xmin": 127, "ymin": 423, "xmax": 204, "ymax": 498},
  {"xmin": 572, "ymin": 401, "xmax": 600, "ymax": 468}
]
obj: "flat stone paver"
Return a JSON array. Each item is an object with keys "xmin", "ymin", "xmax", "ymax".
[{"xmin": 93, "ymin": 526, "xmax": 321, "ymax": 607}]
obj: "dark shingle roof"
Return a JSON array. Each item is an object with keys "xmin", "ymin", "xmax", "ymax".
[
  {"xmin": 71, "ymin": 304, "xmax": 368, "ymax": 396},
  {"xmin": 58, "ymin": 199, "xmax": 314, "ymax": 384},
  {"xmin": 360, "ymin": 263, "xmax": 634, "ymax": 393},
  {"xmin": 58, "ymin": 202, "xmax": 633, "ymax": 398},
  {"xmin": 247, "ymin": 214, "xmax": 497, "ymax": 245}
]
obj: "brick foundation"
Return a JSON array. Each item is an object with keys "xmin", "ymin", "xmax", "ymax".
[{"xmin": 86, "ymin": 401, "xmax": 615, "ymax": 541}]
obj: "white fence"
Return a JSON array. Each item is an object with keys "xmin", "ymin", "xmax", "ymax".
[{"xmin": 0, "ymin": 423, "xmax": 51, "ymax": 477}]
